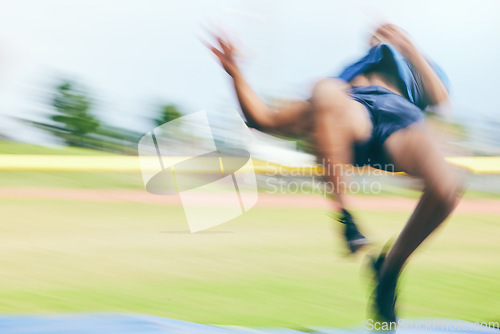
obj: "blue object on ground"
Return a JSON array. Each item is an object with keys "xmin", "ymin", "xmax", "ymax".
[{"xmin": 0, "ymin": 313, "xmax": 498, "ymax": 334}]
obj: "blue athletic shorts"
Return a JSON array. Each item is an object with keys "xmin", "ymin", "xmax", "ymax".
[{"xmin": 350, "ymin": 85, "xmax": 424, "ymax": 170}]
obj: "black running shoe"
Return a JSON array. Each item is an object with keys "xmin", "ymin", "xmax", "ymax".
[
  {"xmin": 336, "ymin": 209, "xmax": 370, "ymax": 254},
  {"xmin": 370, "ymin": 248, "xmax": 398, "ymax": 324}
]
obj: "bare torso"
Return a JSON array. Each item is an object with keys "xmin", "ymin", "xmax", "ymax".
[
  {"xmin": 349, "ymin": 71, "xmax": 404, "ymax": 97},
  {"xmin": 295, "ymin": 69, "xmax": 404, "ymax": 155}
]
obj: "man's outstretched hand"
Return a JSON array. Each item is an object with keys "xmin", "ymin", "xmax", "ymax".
[
  {"xmin": 373, "ymin": 24, "xmax": 418, "ymax": 59},
  {"xmin": 373, "ymin": 23, "xmax": 449, "ymax": 106},
  {"xmin": 203, "ymin": 33, "xmax": 241, "ymax": 78}
]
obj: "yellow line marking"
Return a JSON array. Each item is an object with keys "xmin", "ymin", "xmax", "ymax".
[{"xmin": 0, "ymin": 155, "xmax": 499, "ymax": 174}]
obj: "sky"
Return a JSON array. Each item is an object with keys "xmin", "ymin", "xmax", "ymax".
[{"xmin": 0, "ymin": 0, "xmax": 499, "ymax": 144}]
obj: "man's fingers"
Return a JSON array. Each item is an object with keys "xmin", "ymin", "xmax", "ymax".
[
  {"xmin": 200, "ymin": 22, "xmax": 229, "ymax": 53},
  {"xmin": 199, "ymin": 36, "xmax": 225, "ymax": 60},
  {"xmin": 376, "ymin": 26, "xmax": 390, "ymax": 36},
  {"xmin": 198, "ymin": 35, "xmax": 211, "ymax": 49},
  {"xmin": 207, "ymin": 19, "xmax": 231, "ymax": 43},
  {"xmin": 200, "ymin": 20, "xmax": 238, "ymax": 58},
  {"xmin": 378, "ymin": 23, "xmax": 396, "ymax": 32},
  {"xmin": 377, "ymin": 23, "xmax": 407, "ymax": 41},
  {"xmin": 384, "ymin": 23, "xmax": 398, "ymax": 32},
  {"xmin": 198, "ymin": 36, "xmax": 217, "ymax": 53},
  {"xmin": 217, "ymin": 36, "xmax": 233, "ymax": 55},
  {"xmin": 227, "ymin": 41, "xmax": 236, "ymax": 53},
  {"xmin": 211, "ymin": 46, "xmax": 224, "ymax": 59},
  {"xmin": 376, "ymin": 26, "xmax": 396, "ymax": 42}
]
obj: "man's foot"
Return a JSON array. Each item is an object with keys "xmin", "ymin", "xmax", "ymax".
[
  {"xmin": 344, "ymin": 221, "xmax": 370, "ymax": 253},
  {"xmin": 335, "ymin": 209, "xmax": 370, "ymax": 254},
  {"xmin": 370, "ymin": 249, "xmax": 398, "ymax": 323}
]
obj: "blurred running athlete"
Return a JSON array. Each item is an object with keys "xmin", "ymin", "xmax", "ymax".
[{"xmin": 205, "ymin": 24, "xmax": 462, "ymax": 322}]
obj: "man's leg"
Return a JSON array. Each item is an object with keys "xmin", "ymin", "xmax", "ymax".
[
  {"xmin": 311, "ymin": 78, "xmax": 373, "ymax": 252},
  {"xmin": 375, "ymin": 122, "xmax": 464, "ymax": 320},
  {"xmin": 311, "ymin": 78, "xmax": 372, "ymax": 207}
]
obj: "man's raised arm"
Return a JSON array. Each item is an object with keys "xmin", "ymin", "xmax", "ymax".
[
  {"xmin": 205, "ymin": 34, "xmax": 309, "ymax": 133},
  {"xmin": 375, "ymin": 24, "xmax": 450, "ymax": 107}
]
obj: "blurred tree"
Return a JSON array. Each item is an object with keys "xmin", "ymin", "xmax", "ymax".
[
  {"xmin": 50, "ymin": 81, "xmax": 99, "ymax": 147},
  {"xmin": 154, "ymin": 104, "xmax": 182, "ymax": 126},
  {"xmin": 21, "ymin": 82, "xmax": 187, "ymax": 154}
]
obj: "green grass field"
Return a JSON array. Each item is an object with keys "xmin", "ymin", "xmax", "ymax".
[
  {"xmin": 1, "ymin": 197, "xmax": 499, "ymax": 328},
  {"xmin": 0, "ymin": 140, "xmax": 499, "ymax": 328}
]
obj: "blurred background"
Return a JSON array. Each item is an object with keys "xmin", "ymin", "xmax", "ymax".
[{"xmin": 0, "ymin": 0, "xmax": 499, "ymax": 331}]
